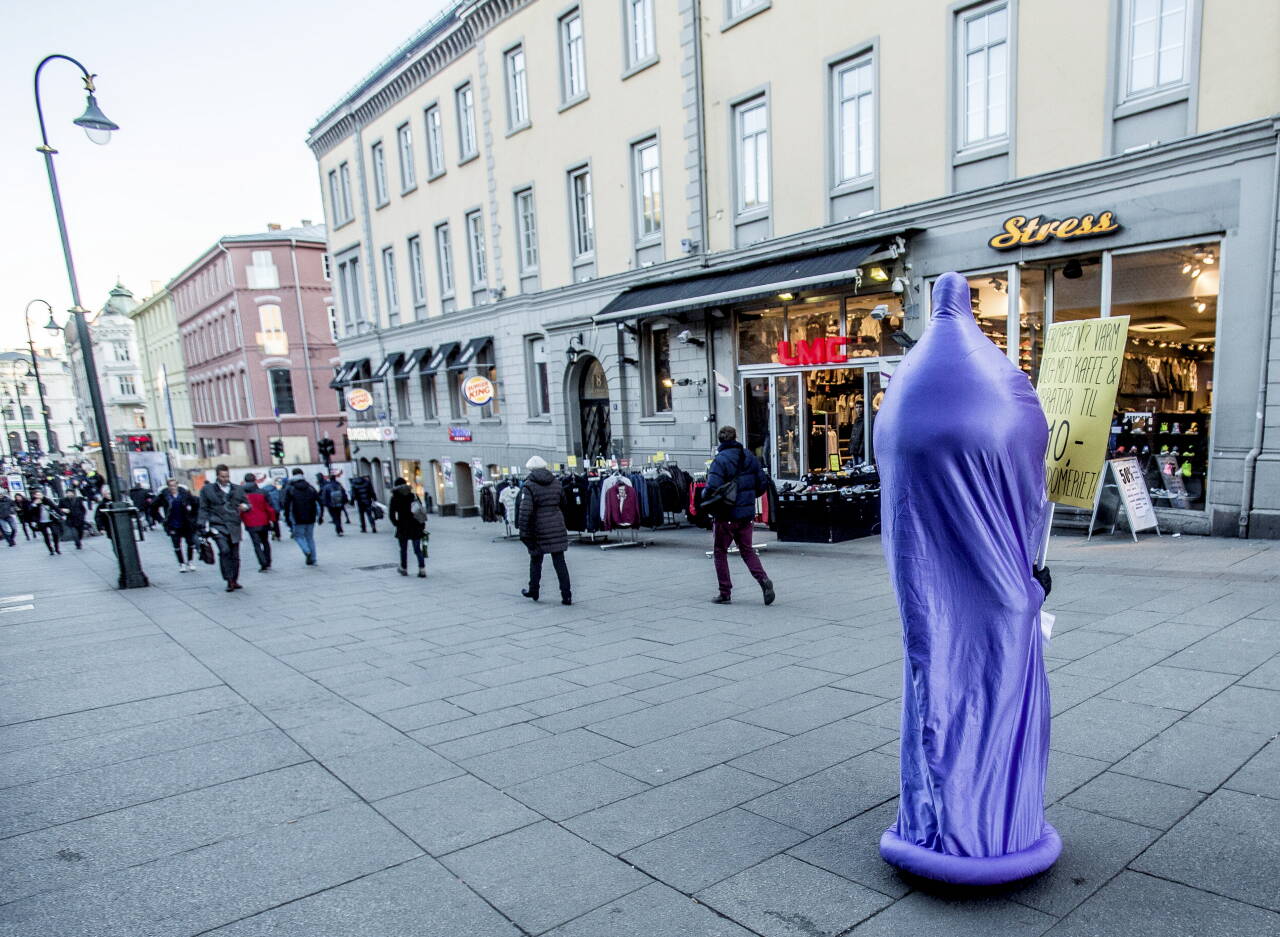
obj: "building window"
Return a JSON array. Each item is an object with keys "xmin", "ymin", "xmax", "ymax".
[
  {"xmin": 569, "ymin": 166, "xmax": 594, "ymax": 258},
  {"xmin": 269, "ymin": 367, "xmax": 296, "ymax": 415},
  {"xmin": 735, "ymin": 97, "xmax": 769, "ymax": 214},
  {"xmin": 526, "ymin": 336, "xmax": 551, "ymax": 416},
  {"xmin": 326, "ymin": 305, "xmax": 338, "ymax": 341},
  {"xmin": 419, "ymin": 371, "xmax": 437, "ymax": 420},
  {"xmin": 339, "ymin": 162, "xmax": 354, "ymax": 222},
  {"xmin": 371, "ymin": 140, "xmax": 389, "ymax": 204},
  {"xmin": 456, "ymin": 84, "xmax": 477, "ymax": 160},
  {"xmin": 1122, "ymin": 0, "xmax": 1189, "ymax": 99},
  {"xmin": 465, "ymin": 210, "xmax": 487, "ymax": 287},
  {"xmin": 408, "ymin": 236, "xmax": 426, "ymax": 309},
  {"xmin": 728, "ymin": 0, "xmax": 768, "ymax": 16},
  {"xmin": 625, "ymin": 0, "xmax": 656, "ymax": 68},
  {"xmin": 397, "ymin": 123, "xmax": 416, "ymax": 190},
  {"xmin": 559, "ymin": 8, "xmax": 587, "ymax": 102},
  {"xmin": 515, "ymin": 188, "xmax": 539, "ymax": 274},
  {"xmin": 247, "ymin": 250, "xmax": 280, "ymax": 290},
  {"xmin": 643, "ymin": 324, "xmax": 672, "ymax": 414},
  {"xmin": 382, "ymin": 247, "xmax": 400, "ymax": 322},
  {"xmin": 322, "ymin": 253, "xmax": 332, "ymax": 281},
  {"xmin": 435, "ymin": 223, "xmax": 455, "ymax": 297},
  {"xmin": 448, "ymin": 368, "xmax": 464, "ymax": 419},
  {"xmin": 505, "ymin": 46, "xmax": 529, "ymax": 128},
  {"xmin": 256, "ymin": 303, "xmax": 288, "ymax": 355},
  {"xmin": 118, "ymin": 375, "xmax": 136, "ymax": 396},
  {"xmin": 112, "ymin": 340, "xmax": 131, "ymax": 362},
  {"xmin": 958, "ymin": 1, "xmax": 1010, "ymax": 148},
  {"xmin": 632, "ymin": 137, "xmax": 662, "ymax": 240},
  {"xmin": 328, "ymin": 170, "xmax": 342, "ymax": 224},
  {"xmin": 338, "ymin": 256, "xmax": 363, "ymax": 329},
  {"xmin": 834, "ymin": 54, "xmax": 874, "ymax": 183},
  {"xmin": 395, "ymin": 374, "xmax": 412, "ymax": 420},
  {"xmin": 424, "ymin": 105, "xmax": 445, "ymax": 176}
]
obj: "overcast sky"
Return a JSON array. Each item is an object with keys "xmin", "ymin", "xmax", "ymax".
[{"xmin": 1, "ymin": 0, "xmax": 452, "ymax": 348}]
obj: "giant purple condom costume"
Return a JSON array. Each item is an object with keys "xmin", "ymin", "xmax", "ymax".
[{"xmin": 874, "ymin": 272, "xmax": 1060, "ymax": 885}]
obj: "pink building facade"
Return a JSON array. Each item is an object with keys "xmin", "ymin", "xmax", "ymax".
[{"xmin": 171, "ymin": 224, "xmax": 341, "ymax": 467}]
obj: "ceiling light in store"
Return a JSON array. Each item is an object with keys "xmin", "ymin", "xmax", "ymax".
[
  {"xmin": 867, "ymin": 266, "xmax": 890, "ymax": 282},
  {"xmin": 1130, "ymin": 319, "xmax": 1186, "ymax": 333},
  {"xmin": 1192, "ymin": 300, "xmax": 1207, "ymax": 313},
  {"xmin": 1189, "ymin": 333, "xmax": 1216, "ymax": 342},
  {"xmin": 1182, "ymin": 262, "xmax": 1193, "ymax": 275},
  {"xmin": 777, "ymin": 292, "xmax": 795, "ymax": 301},
  {"xmin": 1201, "ymin": 253, "xmax": 1215, "ymax": 264},
  {"xmin": 1190, "ymin": 266, "xmax": 1202, "ymax": 278}
]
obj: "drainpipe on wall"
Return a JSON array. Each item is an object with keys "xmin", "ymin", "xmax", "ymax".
[
  {"xmin": 704, "ymin": 310, "xmax": 718, "ymax": 453},
  {"xmin": 288, "ymin": 238, "xmax": 322, "ymax": 443},
  {"xmin": 691, "ymin": 0, "xmax": 710, "ymax": 265},
  {"xmin": 1238, "ymin": 124, "xmax": 1280, "ymax": 538},
  {"xmin": 615, "ymin": 326, "xmax": 631, "ymax": 459}
]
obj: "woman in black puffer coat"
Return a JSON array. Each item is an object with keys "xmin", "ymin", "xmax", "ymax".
[
  {"xmin": 388, "ymin": 478, "xmax": 427, "ymax": 578},
  {"xmin": 516, "ymin": 456, "xmax": 572, "ymax": 605}
]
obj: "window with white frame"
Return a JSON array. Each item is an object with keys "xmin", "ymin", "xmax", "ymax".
[
  {"xmin": 834, "ymin": 54, "xmax": 875, "ymax": 183},
  {"xmin": 328, "ymin": 170, "xmax": 342, "ymax": 224},
  {"xmin": 112, "ymin": 340, "xmax": 131, "ymax": 362},
  {"xmin": 1122, "ymin": 0, "xmax": 1190, "ymax": 99},
  {"xmin": 397, "ymin": 123, "xmax": 416, "ymax": 190},
  {"xmin": 626, "ymin": 0, "xmax": 656, "ymax": 67},
  {"xmin": 339, "ymin": 162, "xmax": 354, "ymax": 221},
  {"xmin": 515, "ymin": 188, "xmax": 539, "ymax": 274},
  {"xmin": 569, "ymin": 166, "xmax": 594, "ymax": 258},
  {"xmin": 526, "ymin": 336, "xmax": 551, "ymax": 416},
  {"xmin": 465, "ymin": 210, "xmax": 487, "ymax": 286},
  {"xmin": 735, "ymin": 97, "xmax": 769, "ymax": 213},
  {"xmin": 958, "ymin": 1, "xmax": 1010, "ymax": 148},
  {"xmin": 117, "ymin": 375, "xmax": 137, "ymax": 397},
  {"xmin": 424, "ymin": 105, "xmax": 445, "ymax": 176},
  {"xmin": 257, "ymin": 304, "xmax": 288, "ymax": 356},
  {"xmin": 408, "ymin": 236, "xmax": 426, "ymax": 308},
  {"xmin": 632, "ymin": 137, "xmax": 662, "ymax": 240},
  {"xmin": 456, "ymin": 84, "xmax": 477, "ymax": 159},
  {"xmin": 559, "ymin": 9, "xmax": 587, "ymax": 102},
  {"xmin": 338, "ymin": 255, "xmax": 362, "ymax": 329},
  {"xmin": 642, "ymin": 323, "xmax": 672, "ymax": 414},
  {"xmin": 371, "ymin": 141, "xmax": 389, "ymax": 204},
  {"xmin": 435, "ymin": 223, "xmax": 455, "ymax": 297},
  {"xmin": 246, "ymin": 250, "xmax": 280, "ymax": 290},
  {"xmin": 382, "ymin": 247, "xmax": 400, "ymax": 320},
  {"xmin": 505, "ymin": 46, "xmax": 529, "ymax": 128},
  {"xmin": 269, "ymin": 368, "xmax": 296, "ymax": 415},
  {"xmin": 728, "ymin": 0, "xmax": 767, "ymax": 17}
]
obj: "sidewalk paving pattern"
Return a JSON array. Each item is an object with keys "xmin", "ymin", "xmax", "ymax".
[{"xmin": 1, "ymin": 517, "xmax": 1278, "ymax": 935}]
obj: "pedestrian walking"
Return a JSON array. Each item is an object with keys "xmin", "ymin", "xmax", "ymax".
[
  {"xmin": 156, "ymin": 478, "xmax": 199, "ymax": 571},
  {"xmin": 320, "ymin": 475, "xmax": 348, "ymax": 535},
  {"xmin": 282, "ymin": 468, "xmax": 320, "ymax": 566},
  {"xmin": 197, "ymin": 464, "xmax": 250, "ymax": 592},
  {"xmin": 29, "ymin": 490, "xmax": 64, "ymax": 556},
  {"xmin": 13, "ymin": 492, "xmax": 34, "ymax": 540},
  {"xmin": 61, "ymin": 489, "xmax": 89, "ymax": 550},
  {"xmin": 263, "ymin": 478, "xmax": 285, "ymax": 540},
  {"xmin": 241, "ymin": 473, "xmax": 277, "ymax": 572},
  {"xmin": 351, "ymin": 475, "xmax": 378, "ymax": 532},
  {"xmin": 0, "ymin": 489, "xmax": 17, "ymax": 547},
  {"xmin": 704, "ymin": 426, "xmax": 775, "ymax": 605},
  {"xmin": 516, "ymin": 456, "xmax": 573, "ymax": 605},
  {"xmin": 388, "ymin": 477, "xmax": 427, "ymax": 577}
]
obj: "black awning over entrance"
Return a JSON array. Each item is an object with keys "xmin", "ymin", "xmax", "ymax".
[{"xmin": 595, "ymin": 240, "xmax": 885, "ymax": 322}]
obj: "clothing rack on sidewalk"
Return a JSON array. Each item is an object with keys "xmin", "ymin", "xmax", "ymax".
[{"xmin": 600, "ymin": 524, "xmax": 654, "ymax": 550}]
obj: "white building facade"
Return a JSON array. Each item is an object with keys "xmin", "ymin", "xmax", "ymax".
[{"xmin": 64, "ymin": 282, "xmax": 148, "ymax": 450}]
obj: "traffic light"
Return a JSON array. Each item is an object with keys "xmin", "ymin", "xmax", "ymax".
[
  {"xmin": 318, "ymin": 438, "xmax": 335, "ymax": 463},
  {"xmin": 270, "ymin": 439, "xmax": 285, "ymax": 462}
]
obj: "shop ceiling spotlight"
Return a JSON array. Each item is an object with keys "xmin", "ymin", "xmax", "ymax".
[
  {"xmin": 1062, "ymin": 259, "xmax": 1084, "ymax": 279},
  {"xmin": 777, "ymin": 292, "xmax": 795, "ymax": 301},
  {"xmin": 1182, "ymin": 262, "xmax": 1193, "ymax": 274},
  {"xmin": 1190, "ymin": 266, "xmax": 1201, "ymax": 278},
  {"xmin": 867, "ymin": 265, "xmax": 890, "ymax": 282}
]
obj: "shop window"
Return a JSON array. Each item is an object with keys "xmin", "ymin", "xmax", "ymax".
[
  {"xmin": 643, "ymin": 324, "xmax": 672, "ymax": 414},
  {"xmin": 966, "ymin": 272, "xmax": 1011, "ymax": 354},
  {"xmin": 1110, "ymin": 244, "xmax": 1217, "ymax": 510},
  {"xmin": 786, "ymin": 299, "xmax": 841, "ymax": 347},
  {"xmin": 1017, "ymin": 267, "xmax": 1046, "ymax": 379},
  {"xmin": 1051, "ymin": 257, "xmax": 1102, "ymax": 324},
  {"xmin": 844, "ymin": 295, "xmax": 899, "ymax": 357},
  {"xmin": 806, "ymin": 367, "xmax": 869, "ymax": 471},
  {"xmin": 737, "ymin": 306, "xmax": 785, "ymax": 365}
]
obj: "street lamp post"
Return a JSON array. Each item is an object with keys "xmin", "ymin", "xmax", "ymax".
[
  {"xmin": 25, "ymin": 299, "xmax": 59, "ymax": 455},
  {"xmin": 34, "ymin": 54, "xmax": 147, "ymax": 589}
]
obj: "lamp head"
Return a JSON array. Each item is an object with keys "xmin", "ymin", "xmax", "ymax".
[
  {"xmin": 44, "ymin": 315, "xmax": 60, "ymax": 334},
  {"xmin": 73, "ymin": 93, "xmax": 119, "ymax": 146}
]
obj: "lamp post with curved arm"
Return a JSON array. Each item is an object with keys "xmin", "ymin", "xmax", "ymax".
[
  {"xmin": 24, "ymin": 299, "xmax": 59, "ymax": 454},
  {"xmin": 34, "ymin": 54, "xmax": 147, "ymax": 588}
]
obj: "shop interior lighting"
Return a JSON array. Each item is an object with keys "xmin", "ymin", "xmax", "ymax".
[
  {"xmin": 1182, "ymin": 262, "xmax": 1193, "ymax": 274},
  {"xmin": 1190, "ymin": 266, "xmax": 1202, "ymax": 278},
  {"xmin": 661, "ymin": 377, "xmax": 674, "ymax": 388},
  {"xmin": 1192, "ymin": 300, "xmax": 1207, "ymax": 313},
  {"xmin": 1189, "ymin": 333, "xmax": 1215, "ymax": 343},
  {"xmin": 1130, "ymin": 319, "xmax": 1186, "ymax": 333},
  {"xmin": 867, "ymin": 265, "xmax": 890, "ymax": 282},
  {"xmin": 777, "ymin": 292, "xmax": 795, "ymax": 301}
]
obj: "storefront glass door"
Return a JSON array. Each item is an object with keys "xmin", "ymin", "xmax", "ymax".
[{"xmin": 774, "ymin": 375, "xmax": 802, "ymax": 478}]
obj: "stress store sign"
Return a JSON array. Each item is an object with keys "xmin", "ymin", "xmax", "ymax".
[{"xmin": 1036, "ymin": 317, "xmax": 1130, "ymax": 509}]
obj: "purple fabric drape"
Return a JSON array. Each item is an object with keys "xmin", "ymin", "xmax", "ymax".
[{"xmin": 874, "ymin": 272, "xmax": 1060, "ymax": 885}]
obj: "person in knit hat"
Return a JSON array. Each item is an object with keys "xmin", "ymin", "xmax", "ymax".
[{"xmin": 516, "ymin": 455, "xmax": 572, "ymax": 605}]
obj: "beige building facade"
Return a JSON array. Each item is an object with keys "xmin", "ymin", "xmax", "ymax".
[
  {"xmin": 127, "ymin": 286, "xmax": 197, "ymax": 467},
  {"xmin": 309, "ymin": 0, "xmax": 1280, "ymax": 535}
]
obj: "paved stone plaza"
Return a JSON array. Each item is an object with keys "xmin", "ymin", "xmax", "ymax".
[{"xmin": 0, "ymin": 516, "xmax": 1277, "ymax": 936}]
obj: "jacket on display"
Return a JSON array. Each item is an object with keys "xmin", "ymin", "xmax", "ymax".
[{"xmin": 603, "ymin": 479, "xmax": 640, "ymax": 529}]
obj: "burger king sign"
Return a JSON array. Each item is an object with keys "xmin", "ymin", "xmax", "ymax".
[
  {"xmin": 347, "ymin": 387, "xmax": 374, "ymax": 412},
  {"xmin": 463, "ymin": 376, "xmax": 496, "ymax": 407}
]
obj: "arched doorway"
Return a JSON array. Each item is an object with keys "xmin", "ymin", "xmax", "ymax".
[{"xmin": 572, "ymin": 356, "xmax": 611, "ymax": 463}]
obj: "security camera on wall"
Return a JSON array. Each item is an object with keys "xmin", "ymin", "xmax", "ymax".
[
  {"xmin": 870, "ymin": 304, "xmax": 890, "ymax": 321},
  {"xmin": 676, "ymin": 329, "xmax": 705, "ymax": 347}
]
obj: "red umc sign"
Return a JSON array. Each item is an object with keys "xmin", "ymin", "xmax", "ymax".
[{"xmin": 776, "ymin": 337, "xmax": 848, "ymax": 367}]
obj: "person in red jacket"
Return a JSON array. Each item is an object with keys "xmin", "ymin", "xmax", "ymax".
[{"xmin": 241, "ymin": 473, "xmax": 278, "ymax": 572}]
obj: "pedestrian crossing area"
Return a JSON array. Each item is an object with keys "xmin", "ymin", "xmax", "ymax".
[{"xmin": 0, "ymin": 594, "xmax": 35, "ymax": 614}]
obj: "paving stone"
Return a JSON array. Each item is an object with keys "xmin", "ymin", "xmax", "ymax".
[
  {"xmin": 1132, "ymin": 789, "xmax": 1280, "ymax": 911},
  {"xmin": 1047, "ymin": 672, "xmax": 1112, "ymax": 716},
  {"xmin": 730, "ymin": 717, "xmax": 898, "ymax": 784},
  {"xmin": 508, "ymin": 762, "xmax": 651, "ymax": 821},
  {"xmin": 1098, "ymin": 665, "xmax": 1236, "ymax": 711},
  {"xmin": 1062, "ymin": 771, "xmax": 1205, "ymax": 829},
  {"xmin": 1056, "ymin": 638, "xmax": 1173, "ymax": 686},
  {"xmin": 622, "ymin": 807, "xmax": 806, "ymax": 892},
  {"xmin": 699, "ymin": 854, "xmax": 894, "ymax": 937},
  {"xmin": 1239, "ymin": 652, "xmax": 1280, "ymax": 690},
  {"xmin": 543, "ymin": 881, "xmax": 755, "ymax": 937},
  {"xmin": 708, "ymin": 665, "xmax": 840, "ymax": 708},
  {"xmin": 1161, "ymin": 618, "xmax": 1280, "ymax": 675},
  {"xmin": 1226, "ymin": 738, "xmax": 1280, "ymax": 800},
  {"xmin": 431, "ymin": 722, "xmax": 550, "ymax": 761},
  {"xmin": 460, "ymin": 727, "xmax": 628, "ymax": 788},
  {"xmin": 323, "ymin": 738, "xmax": 465, "ymax": 800},
  {"xmin": 787, "ymin": 800, "xmax": 909, "ymax": 899},
  {"xmin": 528, "ymin": 694, "xmax": 649, "ymax": 732},
  {"xmin": 565, "ymin": 764, "xmax": 778, "ymax": 853},
  {"xmin": 1124, "ymin": 620, "xmax": 1219, "ymax": 651},
  {"xmin": 1050, "ymin": 697, "xmax": 1182, "ymax": 762},
  {"xmin": 378, "ymin": 698, "xmax": 472, "ymax": 731},
  {"xmin": 601, "ymin": 718, "xmax": 786, "ymax": 784},
  {"xmin": 445, "ymin": 675, "xmax": 585, "ymax": 714},
  {"xmin": 829, "ymin": 660, "xmax": 903, "ymax": 699},
  {"xmin": 744, "ymin": 751, "xmax": 899, "ymax": 835},
  {"xmin": 521, "ymin": 681, "xmax": 633, "ymax": 716},
  {"xmin": 1184, "ymin": 683, "xmax": 1280, "ymax": 733},
  {"xmin": 589, "ymin": 695, "xmax": 745, "ymax": 746},
  {"xmin": 1041, "ymin": 869, "xmax": 1280, "ymax": 937},
  {"xmin": 440, "ymin": 821, "xmax": 649, "ymax": 934},
  {"xmin": 846, "ymin": 891, "xmax": 1056, "ymax": 936},
  {"xmin": 408, "ymin": 707, "xmax": 536, "ymax": 746},
  {"xmin": 287, "ymin": 709, "xmax": 406, "ymax": 760},
  {"xmin": 736, "ymin": 686, "xmax": 883, "ymax": 734},
  {"xmin": 1045, "ymin": 750, "xmax": 1110, "ymax": 804},
  {"xmin": 375, "ymin": 774, "xmax": 540, "ymax": 855},
  {"xmin": 1113, "ymin": 718, "xmax": 1271, "ymax": 792}
]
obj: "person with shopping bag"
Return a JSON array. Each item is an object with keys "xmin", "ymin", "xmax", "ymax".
[{"xmin": 388, "ymin": 477, "xmax": 428, "ymax": 578}]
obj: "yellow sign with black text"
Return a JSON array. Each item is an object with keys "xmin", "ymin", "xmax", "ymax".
[{"xmin": 1036, "ymin": 316, "xmax": 1130, "ymax": 509}]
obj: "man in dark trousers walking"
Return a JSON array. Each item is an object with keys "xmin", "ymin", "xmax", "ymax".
[
  {"xmin": 282, "ymin": 468, "xmax": 321, "ymax": 565},
  {"xmin": 351, "ymin": 474, "xmax": 377, "ymax": 532},
  {"xmin": 320, "ymin": 475, "xmax": 348, "ymax": 536},
  {"xmin": 705, "ymin": 426, "xmax": 775, "ymax": 605},
  {"xmin": 197, "ymin": 464, "xmax": 250, "ymax": 592}
]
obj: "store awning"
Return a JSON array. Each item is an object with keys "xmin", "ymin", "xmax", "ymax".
[
  {"xmin": 401, "ymin": 347, "xmax": 431, "ymax": 375},
  {"xmin": 423, "ymin": 342, "xmax": 460, "ymax": 374},
  {"xmin": 452, "ymin": 336, "xmax": 493, "ymax": 369},
  {"xmin": 594, "ymin": 240, "xmax": 886, "ymax": 323},
  {"xmin": 328, "ymin": 361, "xmax": 357, "ymax": 389},
  {"xmin": 372, "ymin": 352, "xmax": 404, "ymax": 380}
]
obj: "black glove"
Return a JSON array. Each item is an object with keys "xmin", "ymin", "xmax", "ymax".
[{"xmin": 1032, "ymin": 565, "xmax": 1052, "ymax": 599}]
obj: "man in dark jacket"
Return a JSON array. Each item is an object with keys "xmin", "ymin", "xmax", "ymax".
[
  {"xmin": 0, "ymin": 490, "xmax": 16, "ymax": 547},
  {"xmin": 197, "ymin": 464, "xmax": 250, "ymax": 591},
  {"xmin": 282, "ymin": 469, "xmax": 320, "ymax": 565},
  {"xmin": 320, "ymin": 476, "xmax": 348, "ymax": 535},
  {"xmin": 60, "ymin": 490, "xmax": 90, "ymax": 551},
  {"xmin": 156, "ymin": 478, "xmax": 198, "ymax": 571},
  {"xmin": 704, "ymin": 426, "xmax": 775, "ymax": 605},
  {"xmin": 388, "ymin": 477, "xmax": 427, "ymax": 577},
  {"xmin": 516, "ymin": 456, "xmax": 572, "ymax": 605},
  {"xmin": 351, "ymin": 475, "xmax": 377, "ymax": 533}
]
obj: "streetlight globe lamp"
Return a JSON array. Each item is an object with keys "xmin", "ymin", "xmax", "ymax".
[{"xmin": 33, "ymin": 54, "xmax": 147, "ymax": 589}]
